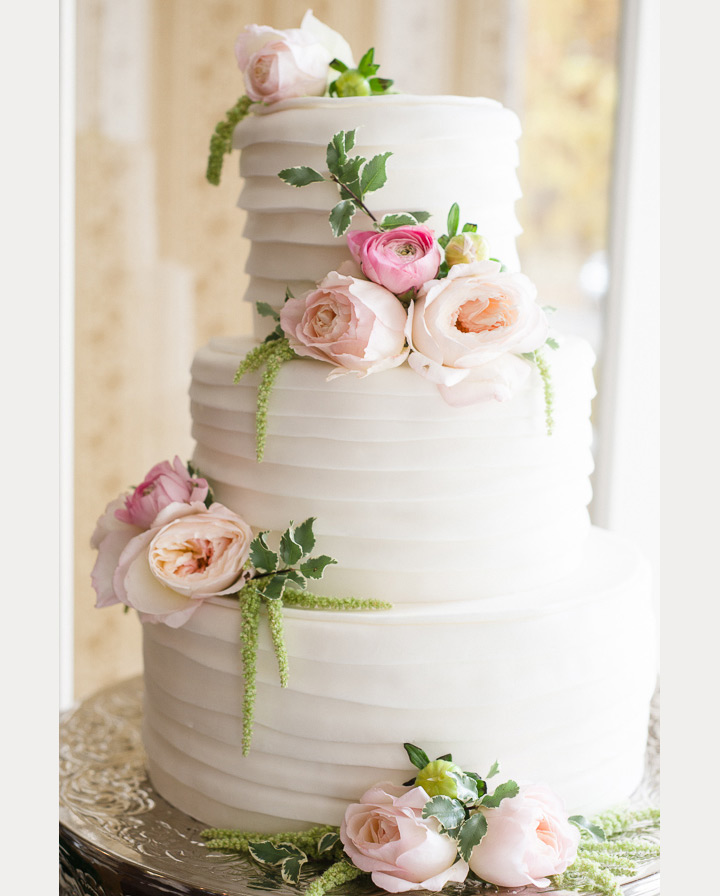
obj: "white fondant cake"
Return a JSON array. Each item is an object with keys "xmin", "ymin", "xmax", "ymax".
[{"xmin": 136, "ymin": 93, "xmax": 657, "ymax": 831}]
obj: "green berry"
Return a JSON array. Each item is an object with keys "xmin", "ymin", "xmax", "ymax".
[
  {"xmin": 334, "ymin": 70, "xmax": 372, "ymax": 97},
  {"xmin": 416, "ymin": 759, "xmax": 462, "ymax": 797}
]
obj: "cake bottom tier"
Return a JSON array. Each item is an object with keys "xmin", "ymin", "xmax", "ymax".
[{"xmin": 142, "ymin": 527, "xmax": 656, "ymax": 833}]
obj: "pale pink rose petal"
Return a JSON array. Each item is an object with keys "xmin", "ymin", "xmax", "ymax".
[
  {"xmin": 91, "ymin": 528, "xmax": 138, "ymax": 608},
  {"xmin": 120, "ymin": 537, "xmax": 201, "ymax": 628}
]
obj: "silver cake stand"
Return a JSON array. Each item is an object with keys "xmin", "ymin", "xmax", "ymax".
[{"xmin": 59, "ymin": 677, "xmax": 660, "ymax": 896}]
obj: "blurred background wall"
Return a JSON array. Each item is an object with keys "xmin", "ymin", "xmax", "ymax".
[{"xmin": 73, "ymin": 0, "xmax": 622, "ymax": 701}]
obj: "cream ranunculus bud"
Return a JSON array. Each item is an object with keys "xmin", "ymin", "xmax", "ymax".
[{"xmin": 444, "ymin": 232, "xmax": 490, "ymax": 268}]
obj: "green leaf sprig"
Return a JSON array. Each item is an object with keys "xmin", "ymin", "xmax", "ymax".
[
  {"xmin": 328, "ymin": 47, "xmax": 394, "ymax": 97},
  {"xmin": 403, "ymin": 743, "xmax": 519, "ymax": 863},
  {"xmin": 206, "ymin": 95, "xmax": 254, "ymax": 185},
  {"xmin": 279, "ymin": 130, "xmax": 430, "ymax": 237},
  {"xmin": 237, "ymin": 518, "xmax": 391, "ymax": 753}
]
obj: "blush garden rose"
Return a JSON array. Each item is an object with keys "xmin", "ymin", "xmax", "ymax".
[
  {"xmin": 468, "ymin": 784, "xmax": 580, "ymax": 888},
  {"xmin": 114, "ymin": 455, "xmax": 209, "ymax": 530},
  {"xmin": 234, "ymin": 11, "xmax": 353, "ymax": 105},
  {"xmin": 280, "ymin": 270, "xmax": 410, "ymax": 378},
  {"xmin": 340, "ymin": 783, "xmax": 469, "ymax": 893}
]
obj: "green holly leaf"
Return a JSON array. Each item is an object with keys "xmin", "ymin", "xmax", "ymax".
[
  {"xmin": 284, "ymin": 568, "xmax": 307, "ymax": 591},
  {"xmin": 262, "ymin": 573, "xmax": 288, "ymax": 601},
  {"xmin": 481, "ymin": 780, "xmax": 519, "ymax": 808},
  {"xmin": 457, "ymin": 813, "xmax": 488, "ymax": 861},
  {"xmin": 404, "ymin": 743, "xmax": 431, "ymax": 770},
  {"xmin": 569, "ymin": 815, "xmax": 607, "ymax": 842},
  {"xmin": 256, "ymin": 301, "xmax": 280, "ymax": 321},
  {"xmin": 338, "ymin": 155, "xmax": 365, "ymax": 200},
  {"xmin": 318, "ymin": 831, "xmax": 341, "ymax": 854},
  {"xmin": 329, "ymin": 199, "xmax": 356, "ymax": 237},
  {"xmin": 249, "ymin": 533, "xmax": 277, "ymax": 575},
  {"xmin": 293, "ymin": 517, "xmax": 316, "ymax": 555},
  {"xmin": 546, "ymin": 336, "xmax": 559, "ymax": 350},
  {"xmin": 327, "ymin": 131, "xmax": 356, "ymax": 176},
  {"xmin": 447, "ymin": 202, "xmax": 460, "ymax": 237},
  {"xmin": 247, "ymin": 842, "xmax": 307, "ymax": 885},
  {"xmin": 486, "ymin": 760, "xmax": 500, "ymax": 779},
  {"xmin": 447, "ymin": 770, "xmax": 480, "ymax": 803},
  {"xmin": 278, "ymin": 166, "xmax": 325, "ymax": 187},
  {"xmin": 422, "ymin": 795, "xmax": 466, "ymax": 834},
  {"xmin": 360, "ymin": 152, "xmax": 392, "ymax": 195},
  {"xmin": 379, "ymin": 211, "xmax": 430, "ymax": 230},
  {"xmin": 279, "ymin": 527, "xmax": 303, "ymax": 566},
  {"xmin": 300, "ymin": 555, "xmax": 337, "ymax": 579},
  {"xmin": 281, "ymin": 856, "xmax": 304, "ymax": 884}
]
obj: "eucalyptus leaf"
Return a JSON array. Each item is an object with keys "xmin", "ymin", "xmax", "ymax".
[
  {"xmin": 329, "ymin": 199, "xmax": 356, "ymax": 237},
  {"xmin": 293, "ymin": 517, "xmax": 317, "ymax": 555},
  {"xmin": 249, "ymin": 533, "xmax": 277, "ymax": 575},
  {"xmin": 481, "ymin": 780, "xmax": 519, "ymax": 808},
  {"xmin": 569, "ymin": 815, "xmax": 607, "ymax": 842},
  {"xmin": 279, "ymin": 528, "xmax": 303, "ymax": 566},
  {"xmin": 422, "ymin": 795, "xmax": 466, "ymax": 834},
  {"xmin": 404, "ymin": 743, "xmax": 431, "ymax": 770},
  {"xmin": 447, "ymin": 203, "xmax": 460, "ymax": 237},
  {"xmin": 278, "ymin": 166, "xmax": 325, "ymax": 187},
  {"xmin": 457, "ymin": 813, "xmax": 488, "ymax": 861},
  {"xmin": 360, "ymin": 152, "xmax": 392, "ymax": 195},
  {"xmin": 300, "ymin": 555, "xmax": 337, "ymax": 579}
]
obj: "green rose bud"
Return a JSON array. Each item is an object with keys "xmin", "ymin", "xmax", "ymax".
[
  {"xmin": 334, "ymin": 70, "xmax": 372, "ymax": 97},
  {"xmin": 444, "ymin": 232, "xmax": 490, "ymax": 268},
  {"xmin": 415, "ymin": 759, "xmax": 463, "ymax": 798}
]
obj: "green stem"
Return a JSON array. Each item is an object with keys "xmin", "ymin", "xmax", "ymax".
[{"xmin": 206, "ymin": 95, "xmax": 254, "ymax": 185}]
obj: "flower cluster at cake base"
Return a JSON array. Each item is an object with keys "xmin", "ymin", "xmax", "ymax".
[
  {"xmin": 91, "ymin": 458, "xmax": 391, "ymax": 752},
  {"xmin": 201, "ymin": 744, "xmax": 660, "ymax": 896}
]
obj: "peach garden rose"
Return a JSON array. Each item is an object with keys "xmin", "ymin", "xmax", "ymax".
[
  {"xmin": 280, "ymin": 270, "xmax": 410, "ymax": 378},
  {"xmin": 406, "ymin": 260, "xmax": 548, "ymax": 406},
  {"xmin": 107, "ymin": 502, "xmax": 252, "ymax": 628},
  {"xmin": 340, "ymin": 783, "xmax": 469, "ymax": 893}
]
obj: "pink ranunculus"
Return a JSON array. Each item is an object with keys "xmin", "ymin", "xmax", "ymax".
[
  {"xmin": 234, "ymin": 9, "xmax": 354, "ymax": 105},
  {"xmin": 406, "ymin": 260, "xmax": 548, "ymax": 405},
  {"xmin": 280, "ymin": 271, "xmax": 410, "ymax": 378},
  {"xmin": 112, "ymin": 502, "xmax": 253, "ymax": 627},
  {"xmin": 468, "ymin": 784, "xmax": 580, "ymax": 888},
  {"xmin": 347, "ymin": 226, "xmax": 442, "ymax": 295},
  {"xmin": 341, "ymin": 783, "xmax": 468, "ymax": 893},
  {"xmin": 115, "ymin": 456, "xmax": 209, "ymax": 530}
]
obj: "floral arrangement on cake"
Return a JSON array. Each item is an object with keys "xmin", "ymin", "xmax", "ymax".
[
  {"xmin": 232, "ymin": 129, "xmax": 557, "ymax": 459},
  {"xmin": 202, "ymin": 743, "xmax": 660, "ymax": 896},
  {"xmin": 90, "ymin": 457, "xmax": 390, "ymax": 751},
  {"xmin": 206, "ymin": 10, "xmax": 393, "ymax": 185}
]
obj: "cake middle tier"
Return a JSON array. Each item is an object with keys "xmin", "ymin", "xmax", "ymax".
[{"xmin": 190, "ymin": 335, "xmax": 596, "ymax": 602}]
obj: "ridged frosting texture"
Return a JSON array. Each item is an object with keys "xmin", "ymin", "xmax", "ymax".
[
  {"xmin": 142, "ymin": 527, "xmax": 657, "ymax": 832},
  {"xmin": 232, "ymin": 95, "xmax": 523, "ymax": 336},
  {"xmin": 190, "ymin": 335, "xmax": 596, "ymax": 602}
]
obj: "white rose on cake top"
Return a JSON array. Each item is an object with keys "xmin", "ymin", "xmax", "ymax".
[{"xmin": 406, "ymin": 260, "xmax": 549, "ymax": 406}]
